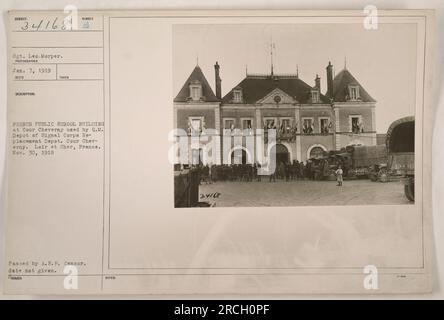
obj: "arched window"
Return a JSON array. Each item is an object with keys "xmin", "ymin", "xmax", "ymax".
[
  {"xmin": 307, "ymin": 144, "xmax": 327, "ymax": 159},
  {"xmin": 310, "ymin": 147, "xmax": 324, "ymax": 159}
]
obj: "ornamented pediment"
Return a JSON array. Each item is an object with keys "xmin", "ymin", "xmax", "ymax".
[{"xmin": 256, "ymin": 88, "xmax": 297, "ymax": 104}]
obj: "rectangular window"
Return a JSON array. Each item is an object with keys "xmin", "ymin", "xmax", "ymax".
[
  {"xmin": 224, "ymin": 118, "xmax": 235, "ymax": 130},
  {"xmin": 264, "ymin": 118, "xmax": 276, "ymax": 129},
  {"xmin": 242, "ymin": 119, "xmax": 252, "ymax": 130},
  {"xmin": 233, "ymin": 90, "xmax": 242, "ymax": 103},
  {"xmin": 349, "ymin": 86, "xmax": 360, "ymax": 100},
  {"xmin": 311, "ymin": 90, "xmax": 320, "ymax": 103},
  {"xmin": 302, "ymin": 118, "xmax": 314, "ymax": 134},
  {"xmin": 188, "ymin": 117, "xmax": 203, "ymax": 135},
  {"xmin": 280, "ymin": 118, "xmax": 292, "ymax": 133},
  {"xmin": 190, "ymin": 86, "xmax": 202, "ymax": 100},
  {"xmin": 319, "ymin": 118, "xmax": 330, "ymax": 134},
  {"xmin": 350, "ymin": 115, "xmax": 363, "ymax": 133}
]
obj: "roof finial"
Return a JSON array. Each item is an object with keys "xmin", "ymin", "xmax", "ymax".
[
  {"xmin": 196, "ymin": 54, "xmax": 199, "ymax": 66},
  {"xmin": 270, "ymin": 36, "xmax": 275, "ymax": 77},
  {"xmin": 296, "ymin": 64, "xmax": 299, "ymax": 78},
  {"xmin": 344, "ymin": 56, "xmax": 347, "ymax": 70},
  {"xmin": 245, "ymin": 64, "xmax": 248, "ymax": 76}
]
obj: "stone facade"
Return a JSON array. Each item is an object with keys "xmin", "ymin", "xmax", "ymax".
[{"xmin": 173, "ymin": 61, "xmax": 376, "ymax": 166}]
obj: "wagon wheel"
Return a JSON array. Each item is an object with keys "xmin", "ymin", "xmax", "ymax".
[
  {"xmin": 378, "ymin": 173, "xmax": 388, "ymax": 183},
  {"xmin": 378, "ymin": 168, "xmax": 388, "ymax": 183},
  {"xmin": 404, "ymin": 180, "xmax": 414, "ymax": 201}
]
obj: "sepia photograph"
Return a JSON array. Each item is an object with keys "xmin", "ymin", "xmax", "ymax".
[
  {"xmin": 173, "ymin": 23, "xmax": 416, "ymax": 207},
  {"xmin": 2, "ymin": 9, "xmax": 435, "ymax": 296}
]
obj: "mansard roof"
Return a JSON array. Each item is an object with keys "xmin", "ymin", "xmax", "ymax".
[
  {"xmin": 222, "ymin": 74, "xmax": 330, "ymax": 104},
  {"xmin": 174, "ymin": 65, "xmax": 219, "ymax": 103},
  {"xmin": 328, "ymin": 68, "xmax": 376, "ymax": 103}
]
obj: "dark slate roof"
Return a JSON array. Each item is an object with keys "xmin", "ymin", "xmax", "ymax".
[
  {"xmin": 328, "ymin": 69, "xmax": 376, "ymax": 102},
  {"xmin": 222, "ymin": 75, "xmax": 330, "ymax": 104},
  {"xmin": 174, "ymin": 66, "xmax": 219, "ymax": 102}
]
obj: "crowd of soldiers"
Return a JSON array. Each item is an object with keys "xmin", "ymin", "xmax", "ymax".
[{"xmin": 195, "ymin": 159, "xmax": 334, "ymax": 184}]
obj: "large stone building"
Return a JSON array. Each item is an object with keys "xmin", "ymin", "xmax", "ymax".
[{"xmin": 173, "ymin": 60, "xmax": 376, "ymax": 166}]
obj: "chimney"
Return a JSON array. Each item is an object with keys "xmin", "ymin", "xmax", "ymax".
[
  {"xmin": 315, "ymin": 74, "xmax": 321, "ymax": 91},
  {"xmin": 326, "ymin": 61, "xmax": 333, "ymax": 99},
  {"xmin": 214, "ymin": 61, "xmax": 221, "ymax": 99}
]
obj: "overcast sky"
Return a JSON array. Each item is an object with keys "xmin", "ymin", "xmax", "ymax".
[{"xmin": 173, "ymin": 23, "xmax": 417, "ymax": 133}]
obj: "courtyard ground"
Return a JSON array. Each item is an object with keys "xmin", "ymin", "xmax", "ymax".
[{"xmin": 199, "ymin": 179, "xmax": 411, "ymax": 207}]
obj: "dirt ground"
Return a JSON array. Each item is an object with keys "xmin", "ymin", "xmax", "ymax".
[{"xmin": 199, "ymin": 178, "xmax": 412, "ymax": 207}]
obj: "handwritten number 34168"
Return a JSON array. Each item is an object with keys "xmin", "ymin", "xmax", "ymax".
[{"xmin": 20, "ymin": 17, "xmax": 69, "ymax": 31}]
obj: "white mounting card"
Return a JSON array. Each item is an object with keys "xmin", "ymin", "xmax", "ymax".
[{"xmin": 4, "ymin": 10, "xmax": 434, "ymax": 294}]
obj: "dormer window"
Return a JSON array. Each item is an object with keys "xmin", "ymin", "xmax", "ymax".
[
  {"xmin": 233, "ymin": 89, "xmax": 243, "ymax": 103},
  {"xmin": 189, "ymin": 80, "xmax": 202, "ymax": 101},
  {"xmin": 348, "ymin": 85, "xmax": 360, "ymax": 100},
  {"xmin": 311, "ymin": 89, "xmax": 320, "ymax": 103}
]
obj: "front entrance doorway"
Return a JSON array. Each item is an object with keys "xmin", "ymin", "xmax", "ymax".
[
  {"xmin": 230, "ymin": 148, "xmax": 248, "ymax": 165},
  {"xmin": 270, "ymin": 143, "xmax": 290, "ymax": 165}
]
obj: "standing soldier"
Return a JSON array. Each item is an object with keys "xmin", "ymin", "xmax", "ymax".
[
  {"xmin": 269, "ymin": 166, "xmax": 276, "ymax": 182},
  {"xmin": 248, "ymin": 164, "xmax": 254, "ymax": 182},
  {"xmin": 256, "ymin": 163, "xmax": 262, "ymax": 182},
  {"xmin": 306, "ymin": 161, "xmax": 312, "ymax": 180},
  {"xmin": 335, "ymin": 165, "xmax": 343, "ymax": 186},
  {"xmin": 291, "ymin": 160, "xmax": 297, "ymax": 180},
  {"xmin": 294, "ymin": 160, "xmax": 300, "ymax": 180},
  {"xmin": 208, "ymin": 164, "xmax": 213, "ymax": 184},
  {"xmin": 279, "ymin": 162, "xmax": 286, "ymax": 180},
  {"xmin": 285, "ymin": 162, "xmax": 291, "ymax": 182},
  {"xmin": 300, "ymin": 162, "xmax": 305, "ymax": 180}
]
